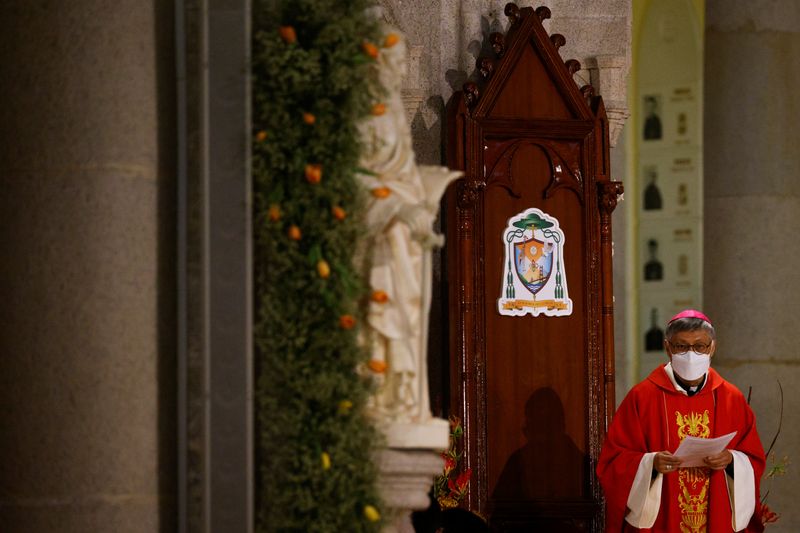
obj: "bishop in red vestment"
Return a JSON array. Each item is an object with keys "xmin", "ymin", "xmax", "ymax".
[{"xmin": 598, "ymin": 310, "xmax": 766, "ymax": 533}]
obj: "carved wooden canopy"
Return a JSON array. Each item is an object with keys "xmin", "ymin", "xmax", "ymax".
[{"xmin": 444, "ymin": 4, "xmax": 623, "ymax": 531}]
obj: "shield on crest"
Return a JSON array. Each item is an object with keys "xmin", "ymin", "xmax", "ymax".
[
  {"xmin": 498, "ymin": 207, "xmax": 571, "ymax": 317},
  {"xmin": 513, "ymin": 236, "xmax": 554, "ymax": 295}
]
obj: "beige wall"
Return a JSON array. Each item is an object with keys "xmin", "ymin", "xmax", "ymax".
[
  {"xmin": 705, "ymin": 0, "xmax": 800, "ymax": 530},
  {"xmin": 0, "ymin": 1, "xmax": 176, "ymax": 531},
  {"xmin": 378, "ymin": 0, "xmax": 632, "ymax": 165}
]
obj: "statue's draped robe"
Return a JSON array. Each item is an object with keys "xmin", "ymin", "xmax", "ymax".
[
  {"xmin": 598, "ymin": 365, "xmax": 765, "ymax": 533},
  {"xmin": 357, "ymin": 25, "xmax": 459, "ymax": 423},
  {"xmin": 360, "ymin": 95, "xmax": 426, "ymax": 415}
]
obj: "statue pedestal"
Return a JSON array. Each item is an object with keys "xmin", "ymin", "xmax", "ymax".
[{"xmin": 377, "ymin": 419, "xmax": 450, "ymax": 533}]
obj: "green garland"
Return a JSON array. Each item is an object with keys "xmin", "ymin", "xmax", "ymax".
[{"xmin": 252, "ymin": 0, "xmax": 386, "ymax": 531}]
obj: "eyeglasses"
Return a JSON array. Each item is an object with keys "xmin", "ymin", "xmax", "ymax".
[{"xmin": 668, "ymin": 341, "xmax": 712, "ymax": 355}]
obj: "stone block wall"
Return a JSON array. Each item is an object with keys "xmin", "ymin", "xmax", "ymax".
[
  {"xmin": 0, "ymin": 1, "xmax": 177, "ymax": 531},
  {"xmin": 705, "ymin": 0, "xmax": 800, "ymax": 530}
]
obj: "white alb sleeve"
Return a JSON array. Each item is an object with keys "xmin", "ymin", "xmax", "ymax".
[
  {"xmin": 726, "ymin": 450, "xmax": 756, "ymax": 531},
  {"xmin": 625, "ymin": 452, "xmax": 663, "ymax": 528}
]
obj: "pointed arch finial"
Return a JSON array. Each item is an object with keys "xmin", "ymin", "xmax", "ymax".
[
  {"xmin": 490, "ymin": 32, "xmax": 506, "ymax": 57},
  {"xmin": 478, "ymin": 57, "xmax": 495, "ymax": 79},
  {"xmin": 565, "ymin": 59, "xmax": 581, "ymax": 75},
  {"xmin": 535, "ymin": 6, "xmax": 552, "ymax": 22},
  {"xmin": 463, "ymin": 82, "xmax": 480, "ymax": 107},
  {"xmin": 550, "ymin": 34, "xmax": 566, "ymax": 50}
]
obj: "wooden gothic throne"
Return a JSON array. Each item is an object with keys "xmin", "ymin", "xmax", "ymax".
[{"xmin": 443, "ymin": 4, "xmax": 623, "ymax": 531}]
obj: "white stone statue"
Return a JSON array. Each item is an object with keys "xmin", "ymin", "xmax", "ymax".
[{"xmin": 357, "ymin": 20, "xmax": 461, "ymax": 427}]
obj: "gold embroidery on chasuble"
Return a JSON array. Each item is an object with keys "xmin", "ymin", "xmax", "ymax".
[
  {"xmin": 675, "ymin": 410, "xmax": 711, "ymax": 533},
  {"xmin": 675, "ymin": 410, "xmax": 710, "ymax": 441}
]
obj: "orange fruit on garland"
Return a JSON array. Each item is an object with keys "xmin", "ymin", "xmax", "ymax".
[
  {"xmin": 384, "ymin": 33, "xmax": 400, "ymax": 48},
  {"xmin": 371, "ymin": 186, "xmax": 391, "ymax": 198},
  {"xmin": 339, "ymin": 314, "xmax": 356, "ymax": 330},
  {"xmin": 268, "ymin": 204, "xmax": 281, "ymax": 222},
  {"xmin": 305, "ymin": 164, "xmax": 322, "ymax": 184},
  {"xmin": 279, "ymin": 26, "xmax": 297, "ymax": 44},
  {"xmin": 371, "ymin": 290, "xmax": 389, "ymax": 303},
  {"xmin": 363, "ymin": 505, "xmax": 381, "ymax": 522},
  {"xmin": 371, "ymin": 103, "xmax": 386, "ymax": 116},
  {"xmin": 367, "ymin": 359, "xmax": 387, "ymax": 373},
  {"xmin": 337, "ymin": 399, "xmax": 353, "ymax": 414},
  {"xmin": 317, "ymin": 260, "xmax": 331, "ymax": 279},
  {"xmin": 362, "ymin": 41, "xmax": 379, "ymax": 59},
  {"xmin": 321, "ymin": 452, "xmax": 331, "ymax": 471}
]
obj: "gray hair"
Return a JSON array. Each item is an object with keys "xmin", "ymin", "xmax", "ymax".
[{"xmin": 665, "ymin": 317, "xmax": 715, "ymax": 341}]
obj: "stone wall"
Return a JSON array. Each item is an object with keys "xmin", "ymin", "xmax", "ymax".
[
  {"xmin": 378, "ymin": 0, "xmax": 632, "ymax": 164},
  {"xmin": 705, "ymin": 0, "xmax": 800, "ymax": 530},
  {"xmin": 0, "ymin": 1, "xmax": 176, "ymax": 531}
]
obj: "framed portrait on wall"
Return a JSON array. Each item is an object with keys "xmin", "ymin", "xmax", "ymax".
[
  {"xmin": 641, "ymin": 163, "xmax": 664, "ymax": 212},
  {"xmin": 642, "ymin": 93, "xmax": 664, "ymax": 142},
  {"xmin": 639, "ymin": 219, "xmax": 702, "ymax": 289},
  {"xmin": 639, "ymin": 149, "xmax": 701, "ymax": 220}
]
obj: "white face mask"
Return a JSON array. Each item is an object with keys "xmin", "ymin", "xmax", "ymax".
[{"xmin": 671, "ymin": 351, "xmax": 710, "ymax": 382}]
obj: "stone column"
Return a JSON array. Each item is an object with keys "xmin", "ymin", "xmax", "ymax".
[
  {"xmin": 0, "ymin": 1, "xmax": 176, "ymax": 532},
  {"xmin": 377, "ymin": 425, "xmax": 449, "ymax": 533},
  {"xmin": 705, "ymin": 1, "xmax": 800, "ymax": 529}
]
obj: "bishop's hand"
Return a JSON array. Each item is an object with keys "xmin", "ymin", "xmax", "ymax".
[
  {"xmin": 653, "ymin": 451, "xmax": 682, "ymax": 474},
  {"xmin": 703, "ymin": 449, "xmax": 733, "ymax": 470}
]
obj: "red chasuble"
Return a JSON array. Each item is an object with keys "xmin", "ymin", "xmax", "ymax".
[{"xmin": 598, "ymin": 366, "xmax": 765, "ymax": 533}]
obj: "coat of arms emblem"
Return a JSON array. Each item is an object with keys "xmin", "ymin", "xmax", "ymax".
[{"xmin": 498, "ymin": 208, "xmax": 572, "ymax": 317}]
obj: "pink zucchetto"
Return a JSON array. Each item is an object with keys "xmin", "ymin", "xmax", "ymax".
[{"xmin": 668, "ymin": 309, "xmax": 712, "ymax": 325}]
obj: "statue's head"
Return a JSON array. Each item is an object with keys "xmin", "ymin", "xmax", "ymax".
[
  {"xmin": 376, "ymin": 24, "xmax": 407, "ymax": 91},
  {"xmin": 364, "ymin": 7, "xmax": 407, "ymax": 91}
]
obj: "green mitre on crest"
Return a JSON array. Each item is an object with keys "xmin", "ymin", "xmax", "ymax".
[{"xmin": 512, "ymin": 212, "xmax": 554, "ymax": 230}]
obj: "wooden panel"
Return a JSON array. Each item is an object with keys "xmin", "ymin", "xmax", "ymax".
[
  {"xmin": 443, "ymin": 4, "xmax": 623, "ymax": 532},
  {"xmin": 482, "ymin": 142, "xmax": 587, "ymax": 502},
  {"xmin": 489, "ymin": 44, "xmax": 572, "ymax": 119}
]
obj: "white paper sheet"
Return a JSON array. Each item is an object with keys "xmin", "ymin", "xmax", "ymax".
[{"xmin": 674, "ymin": 431, "xmax": 737, "ymax": 467}]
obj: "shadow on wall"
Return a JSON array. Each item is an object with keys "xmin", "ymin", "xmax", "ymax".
[
  {"xmin": 489, "ymin": 387, "xmax": 587, "ymax": 532},
  {"xmin": 410, "ymin": 96, "xmax": 445, "ymax": 165},
  {"xmin": 445, "ymin": 12, "xmax": 506, "ymax": 95},
  {"xmin": 492, "ymin": 387, "xmax": 583, "ymax": 500}
]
